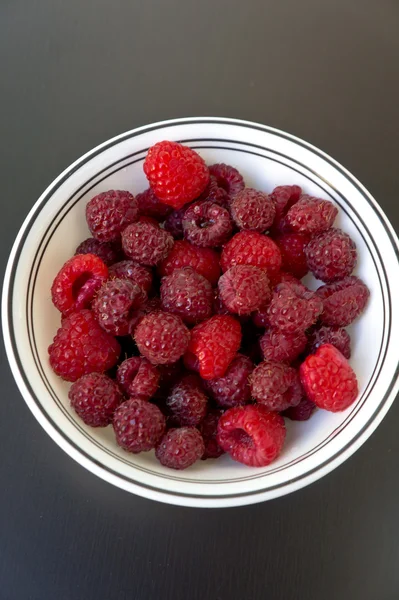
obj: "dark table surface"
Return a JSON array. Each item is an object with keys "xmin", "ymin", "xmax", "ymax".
[{"xmin": 1, "ymin": 1, "xmax": 399, "ymax": 599}]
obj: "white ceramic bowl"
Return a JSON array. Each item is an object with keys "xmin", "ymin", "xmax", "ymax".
[{"xmin": 3, "ymin": 117, "xmax": 399, "ymax": 508}]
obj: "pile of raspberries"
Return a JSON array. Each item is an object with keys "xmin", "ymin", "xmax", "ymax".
[{"xmin": 48, "ymin": 141, "xmax": 369, "ymax": 470}]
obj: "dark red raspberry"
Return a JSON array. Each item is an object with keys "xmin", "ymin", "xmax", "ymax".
[
  {"xmin": 51, "ymin": 254, "xmax": 108, "ymax": 316},
  {"xmin": 205, "ymin": 353, "xmax": 253, "ymax": 408},
  {"xmin": 270, "ymin": 184, "xmax": 302, "ymax": 233},
  {"xmin": 156, "ymin": 427, "xmax": 205, "ymax": 469},
  {"xmin": 267, "ymin": 282, "xmax": 323, "ymax": 334},
  {"xmin": 187, "ymin": 315, "xmax": 241, "ymax": 380},
  {"xmin": 275, "ymin": 233, "xmax": 310, "ymax": 279},
  {"xmin": 198, "ymin": 409, "xmax": 225, "ymax": 459},
  {"xmin": 136, "ymin": 187, "xmax": 173, "ymax": 221},
  {"xmin": 157, "ymin": 361, "xmax": 184, "ymax": 393},
  {"xmin": 143, "ymin": 141, "xmax": 209, "ymax": 209},
  {"xmin": 48, "ymin": 310, "xmax": 120, "ymax": 382},
  {"xmin": 197, "ymin": 175, "xmax": 230, "ymax": 207},
  {"xmin": 260, "ymin": 328, "xmax": 307, "ymax": 363},
  {"xmin": 218, "ymin": 265, "xmax": 271, "ymax": 315},
  {"xmin": 282, "ymin": 397, "xmax": 316, "ymax": 421},
  {"xmin": 113, "ymin": 399, "xmax": 165, "ymax": 453},
  {"xmin": 126, "ymin": 296, "xmax": 163, "ymax": 336},
  {"xmin": 252, "ymin": 306, "xmax": 270, "ymax": 329},
  {"xmin": 75, "ymin": 238, "xmax": 121, "ymax": 266},
  {"xmin": 92, "ymin": 278, "xmax": 147, "ymax": 336},
  {"xmin": 305, "ymin": 227, "xmax": 357, "ymax": 282},
  {"xmin": 122, "ymin": 220, "xmax": 174, "ymax": 266},
  {"xmin": 158, "ymin": 240, "xmax": 220, "ymax": 286},
  {"xmin": 221, "ymin": 231, "xmax": 282, "ymax": 279},
  {"xmin": 134, "ymin": 311, "xmax": 190, "ymax": 365},
  {"xmin": 164, "ymin": 206, "xmax": 186, "ymax": 239},
  {"xmin": 230, "ymin": 188, "xmax": 275, "ymax": 232},
  {"xmin": 250, "ymin": 361, "xmax": 302, "ymax": 411},
  {"xmin": 117, "ymin": 357, "xmax": 160, "ymax": 400},
  {"xmin": 183, "ymin": 201, "xmax": 233, "ymax": 247},
  {"xmin": 307, "ymin": 325, "xmax": 351, "ymax": 359},
  {"xmin": 86, "ymin": 190, "xmax": 138, "ymax": 242},
  {"xmin": 108, "ymin": 260, "xmax": 152, "ymax": 293},
  {"xmin": 69, "ymin": 373, "xmax": 122, "ymax": 427},
  {"xmin": 160, "ymin": 267, "xmax": 213, "ymax": 324},
  {"xmin": 285, "ymin": 195, "xmax": 338, "ymax": 235},
  {"xmin": 166, "ymin": 374, "xmax": 208, "ymax": 426},
  {"xmin": 300, "ymin": 344, "xmax": 358, "ymax": 411},
  {"xmin": 217, "ymin": 405, "xmax": 286, "ymax": 467},
  {"xmin": 183, "ymin": 351, "xmax": 201, "ymax": 373},
  {"xmin": 269, "ymin": 271, "xmax": 305, "ymax": 289},
  {"xmin": 208, "ymin": 163, "xmax": 245, "ymax": 198},
  {"xmin": 212, "ymin": 289, "xmax": 231, "ymax": 315},
  {"xmin": 317, "ymin": 276, "xmax": 370, "ymax": 326}
]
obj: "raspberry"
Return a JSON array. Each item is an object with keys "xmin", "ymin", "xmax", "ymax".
[
  {"xmin": 230, "ymin": 188, "xmax": 275, "ymax": 232},
  {"xmin": 155, "ymin": 427, "xmax": 205, "ymax": 469},
  {"xmin": 157, "ymin": 361, "xmax": 184, "ymax": 393},
  {"xmin": 217, "ymin": 405, "xmax": 286, "ymax": 467},
  {"xmin": 221, "ymin": 231, "xmax": 282, "ymax": 279},
  {"xmin": 51, "ymin": 254, "xmax": 108, "ymax": 316},
  {"xmin": 305, "ymin": 227, "xmax": 357, "ymax": 282},
  {"xmin": 208, "ymin": 163, "xmax": 245, "ymax": 198},
  {"xmin": 198, "ymin": 409, "xmax": 225, "ymax": 459},
  {"xmin": 48, "ymin": 310, "xmax": 120, "ymax": 382},
  {"xmin": 275, "ymin": 233, "xmax": 310, "ymax": 279},
  {"xmin": 136, "ymin": 187, "xmax": 173, "ymax": 221},
  {"xmin": 117, "ymin": 357, "xmax": 160, "ymax": 400},
  {"xmin": 143, "ymin": 141, "xmax": 209, "ymax": 209},
  {"xmin": 69, "ymin": 373, "xmax": 122, "ymax": 427},
  {"xmin": 250, "ymin": 361, "xmax": 303, "ymax": 411},
  {"xmin": 158, "ymin": 240, "xmax": 220, "ymax": 285},
  {"xmin": 113, "ymin": 399, "xmax": 166, "ymax": 453},
  {"xmin": 164, "ymin": 206, "xmax": 186, "ymax": 239},
  {"xmin": 187, "ymin": 315, "xmax": 241, "ymax": 380},
  {"xmin": 267, "ymin": 282, "xmax": 323, "ymax": 334},
  {"xmin": 205, "ymin": 353, "xmax": 253, "ymax": 408},
  {"xmin": 160, "ymin": 267, "xmax": 213, "ymax": 324},
  {"xmin": 212, "ymin": 289, "xmax": 231, "ymax": 315},
  {"xmin": 307, "ymin": 325, "xmax": 351, "ymax": 359},
  {"xmin": 108, "ymin": 260, "xmax": 153, "ymax": 293},
  {"xmin": 317, "ymin": 276, "xmax": 370, "ymax": 326},
  {"xmin": 218, "ymin": 265, "xmax": 271, "ymax": 315},
  {"xmin": 134, "ymin": 311, "xmax": 190, "ymax": 364},
  {"xmin": 75, "ymin": 238, "xmax": 121, "ymax": 266},
  {"xmin": 183, "ymin": 351, "xmax": 200, "ymax": 373},
  {"xmin": 183, "ymin": 201, "xmax": 233, "ymax": 247},
  {"xmin": 166, "ymin": 374, "xmax": 208, "ymax": 426},
  {"xmin": 197, "ymin": 175, "xmax": 230, "ymax": 207},
  {"xmin": 86, "ymin": 190, "xmax": 138, "ymax": 242},
  {"xmin": 300, "ymin": 344, "xmax": 358, "ymax": 411},
  {"xmin": 282, "ymin": 396, "xmax": 316, "ymax": 421},
  {"xmin": 285, "ymin": 195, "xmax": 338, "ymax": 235},
  {"xmin": 122, "ymin": 220, "xmax": 174, "ymax": 266},
  {"xmin": 260, "ymin": 329, "xmax": 307, "ymax": 363},
  {"xmin": 270, "ymin": 185, "xmax": 302, "ymax": 233},
  {"xmin": 92, "ymin": 278, "xmax": 147, "ymax": 336}
]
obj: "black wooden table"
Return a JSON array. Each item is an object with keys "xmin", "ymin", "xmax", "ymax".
[{"xmin": 1, "ymin": 1, "xmax": 399, "ymax": 599}]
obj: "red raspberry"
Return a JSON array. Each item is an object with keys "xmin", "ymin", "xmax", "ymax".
[
  {"xmin": 69, "ymin": 373, "xmax": 122, "ymax": 427},
  {"xmin": 275, "ymin": 233, "xmax": 310, "ymax": 279},
  {"xmin": 208, "ymin": 163, "xmax": 245, "ymax": 198},
  {"xmin": 187, "ymin": 315, "xmax": 241, "ymax": 380},
  {"xmin": 269, "ymin": 271, "xmax": 305, "ymax": 289},
  {"xmin": 250, "ymin": 361, "xmax": 303, "ymax": 411},
  {"xmin": 307, "ymin": 325, "xmax": 351, "ymax": 359},
  {"xmin": 158, "ymin": 240, "xmax": 220, "ymax": 286},
  {"xmin": 285, "ymin": 195, "xmax": 338, "ymax": 235},
  {"xmin": 75, "ymin": 238, "xmax": 121, "ymax": 266},
  {"xmin": 270, "ymin": 184, "xmax": 302, "ymax": 233},
  {"xmin": 205, "ymin": 353, "xmax": 253, "ymax": 408},
  {"xmin": 300, "ymin": 344, "xmax": 358, "ymax": 411},
  {"xmin": 317, "ymin": 276, "xmax": 370, "ymax": 326},
  {"xmin": 268, "ymin": 282, "xmax": 323, "ymax": 334},
  {"xmin": 305, "ymin": 227, "xmax": 357, "ymax": 282},
  {"xmin": 230, "ymin": 188, "xmax": 275, "ymax": 232},
  {"xmin": 160, "ymin": 267, "xmax": 213, "ymax": 324},
  {"xmin": 136, "ymin": 187, "xmax": 173, "ymax": 221},
  {"xmin": 86, "ymin": 190, "xmax": 138, "ymax": 242},
  {"xmin": 217, "ymin": 405, "xmax": 286, "ymax": 467},
  {"xmin": 183, "ymin": 201, "xmax": 233, "ymax": 247},
  {"xmin": 198, "ymin": 409, "xmax": 225, "ymax": 459},
  {"xmin": 117, "ymin": 357, "xmax": 160, "ymax": 400},
  {"xmin": 126, "ymin": 296, "xmax": 163, "ymax": 336},
  {"xmin": 143, "ymin": 141, "xmax": 209, "ymax": 209},
  {"xmin": 166, "ymin": 374, "xmax": 208, "ymax": 426},
  {"xmin": 122, "ymin": 220, "xmax": 174, "ymax": 266},
  {"xmin": 48, "ymin": 310, "xmax": 120, "ymax": 382},
  {"xmin": 282, "ymin": 397, "xmax": 316, "ymax": 421},
  {"xmin": 113, "ymin": 399, "xmax": 166, "ymax": 453},
  {"xmin": 164, "ymin": 206, "xmax": 186, "ymax": 239},
  {"xmin": 221, "ymin": 231, "xmax": 282, "ymax": 279},
  {"xmin": 218, "ymin": 265, "xmax": 271, "ymax": 315},
  {"xmin": 252, "ymin": 275, "xmax": 304, "ymax": 329},
  {"xmin": 197, "ymin": 175, "xmax": 230, "ymax": 207},
  {"xmin": 134, "ymin": 311, "xmax": 190, "ymax": 365},
  {"xmin": 156, "ymin": 427, "xmax": 205, "ymax": 469},
  {"xmin": 92, "ymin": 278, "xmax": 147, "ymax": 336},
  {"xmin": 108, "ymin": 260, "xmax": 152, "ymax": 293},
  {"xmin": 51, "ymin": 254, "xmax": 108, "ymax": 316},
  {"xmin": 260, "ymin": 328, "xmax": 307, "ymax": 363}
]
